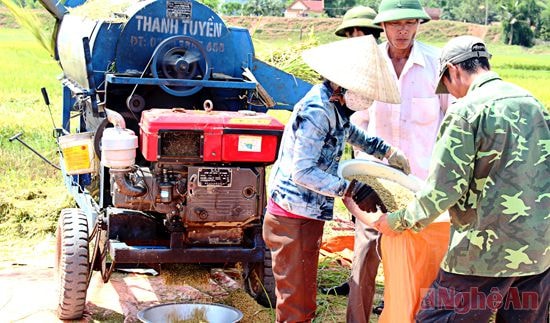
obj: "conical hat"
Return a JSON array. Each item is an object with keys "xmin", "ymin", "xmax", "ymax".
[{"xmin": 302, "ymin": 35, "xmax": 400, "ymax": 104}]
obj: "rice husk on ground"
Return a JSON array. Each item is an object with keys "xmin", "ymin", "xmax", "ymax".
[
  {"xmin": 163, "ymin": 264, "xmax": 211, "ymax": 287},
  {"xmin": 161, "ymin": 264, "xmax": 273, "ymax": 322},
  {"xmin": 219, "ymin": 289, "xmax": 273, "ymax": 323},
  {"xmin": 346, "ymin": 174, "xmax": 415, "ymax": 212}
]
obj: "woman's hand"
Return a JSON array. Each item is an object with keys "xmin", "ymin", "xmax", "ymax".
[{"xmin": 386, "ymin": 147, "xmax": 411, "ymax": 175}]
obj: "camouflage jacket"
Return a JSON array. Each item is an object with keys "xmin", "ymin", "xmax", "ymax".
[{"xmin": 388, "ymin": 71, "xmax": 550, "ymax": 277}]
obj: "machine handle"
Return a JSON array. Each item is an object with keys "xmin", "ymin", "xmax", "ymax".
[
  {"xmin": 8, "ymin": 132, "xmax": 61, "ymax": 170},
  {"xmin": 9, "ymin": 132, "xmax": 23, "ymax": 142},
  {"xmin": 41, "ymin": 87, "xmax": 50, "ymax": 106}
]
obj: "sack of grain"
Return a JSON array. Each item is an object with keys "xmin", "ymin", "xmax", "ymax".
[
  {"xmin": 339, "ymin": 159, "xmax": 421, "ymax": 225},
  {"xmin": 342, "ymin": 174, "xmax": 416, "ymax": 226},
  {"xmin": 348, "ymin": 174, "xmax": 415, "ymax": 212}
]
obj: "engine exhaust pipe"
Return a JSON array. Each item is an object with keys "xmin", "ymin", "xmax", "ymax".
[
  {"xmin": 105, "ymin": 108, "xmax": 126, "ymax": 129},
  {"xmin": 37, "ymin": 0, "xmax": 68, "ymax": 21},
  {"xmin": 111, "ymin": 169, "xmax": 147, "ymax": 197}
]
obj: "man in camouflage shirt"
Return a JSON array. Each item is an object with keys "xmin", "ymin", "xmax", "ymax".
[{"xmin": 374, "ymin": 35, "xmax": 549, "ymax": 321}]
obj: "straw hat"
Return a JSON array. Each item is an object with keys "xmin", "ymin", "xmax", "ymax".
[{"xmin": 302, "ymin": 35, "xmax": 400, "ymax": 104}]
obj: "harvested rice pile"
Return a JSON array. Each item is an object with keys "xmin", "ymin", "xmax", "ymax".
[
  {"xmin": 163, "ymin": 264, "xmax": 210, "ymax": 287},
  {"xmin": 221, "ymin": 289, "xmax": 272, "ymax": 323},
  {"xmin": 68, "ymin": 0, "xmax": 136, "ymax": 22},
  {"xmin": 346, "ymin": 174, "xmax": 415, "ymax": 212}
]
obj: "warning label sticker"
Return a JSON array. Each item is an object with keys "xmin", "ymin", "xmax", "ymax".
[
  {"xmin": 238, "ymin": 135, "xmax": 262, "ymax": 152},
  {"xmin": 167, "ymin": 1, "xmax": 192, "ymax": 20}
]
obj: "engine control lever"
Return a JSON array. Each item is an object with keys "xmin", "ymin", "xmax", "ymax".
[{"xmin": 9, "ymin": 132, "xmax": 60, "ymax": 170}]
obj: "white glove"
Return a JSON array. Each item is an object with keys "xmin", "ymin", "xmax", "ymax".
[{"xmin": 387, "ymin": 147, "xmax": 411, "ymax": 175}]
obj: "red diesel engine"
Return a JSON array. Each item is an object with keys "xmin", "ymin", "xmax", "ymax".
[{"xmin": 109, "ymin": 109, "xmax": 284, "ymax": 246}]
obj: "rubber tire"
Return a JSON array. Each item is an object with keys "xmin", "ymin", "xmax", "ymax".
[
  {"xmin": 245, "ymin": 248, "xmax": 276, "ymax": 308},
  {"xmin": 55, "ymin": 208, "xmax": 90, "ymax": 320}
]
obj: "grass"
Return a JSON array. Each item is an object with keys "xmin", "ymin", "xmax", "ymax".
[
  {"xmin": 0, "ymin": 27, "xmax": 69, "ymax": 240},
  {"xmin": 487, "ymin": 44, "xmax": 550, "ymax": 107}
]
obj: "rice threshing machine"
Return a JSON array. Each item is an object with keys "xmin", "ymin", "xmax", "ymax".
[{"xmin": 37, "ymin": 0, "xmax": 311, "ymax": 319}]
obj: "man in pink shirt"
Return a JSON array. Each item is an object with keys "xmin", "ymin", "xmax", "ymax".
[
  {"xmin": 350, "ymin": 0, "xmax": 453, "ymax": 322},
  {"xmin": 325, "ymin": 6, "xmax": 387, "ymax": 322}
]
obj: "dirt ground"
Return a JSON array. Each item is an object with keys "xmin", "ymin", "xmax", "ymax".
[
  {"xmin": 0, "ymin": 237, "xmax": 275, "ymax": 323},
  {"xmin": 0, "ymin": 219, "xmax": 360, "ymax": 323}
]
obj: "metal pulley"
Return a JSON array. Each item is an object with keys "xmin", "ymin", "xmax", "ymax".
[
  {"xmin": 126, "ymin": 94, "xmax": 146, "ymax": 113},
  {"xmin": 150, "ymin": 36, "xmax": 210, "ymax": 97}
]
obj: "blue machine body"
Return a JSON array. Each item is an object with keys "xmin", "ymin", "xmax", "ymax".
[{"xmin": 51, "ymin": 0, "xmax": 311, "ymax": 116}]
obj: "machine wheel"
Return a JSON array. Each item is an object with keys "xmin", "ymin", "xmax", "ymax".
[
  {"xmin": 245, "ymin": 248, "xmax": 276, "ymax": 308},
  {"xmin": 55, "ymin": 208, "xmax": 90, "ymax": 320}
]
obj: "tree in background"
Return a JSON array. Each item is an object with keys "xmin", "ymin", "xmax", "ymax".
[
  {"xmin": 529, "ymin": 0, "xmax": 549, "ymax": 41},
  {"xmin": 198, "ymin": 0, "xmax": 220, "ymax": 11},
  {"xmin": 423, "ymin": 0, "xmax": 547, "ymax": 46},
  {"xmin": 220, "ymin": 2, "xmax": 243, "ymax": 15},
  {"xmin": 496, "ymin": 0, "xmax": 545, "ymax": 47},
  {"xmin": 356, "ymin": 0, "xmax": 382, "ymax": 8},
  {"xmin": 539, "ymin": 3, "xmax": 550, "ymax": 40},
  {"xmin": 424, "ymin": 0, "xmax": 498, "ymax": 24},
  {"xmin": 448, "ymin": 0, "xmax": 486, "ymax": 24},
  {"xmin": 241, "ymin": 0, "xmax": 286, "ymax": 16},
  {"xmin": 447, "ymin": 0, "xmax": 497, "ymax": 24},
  {"xmin": 324, "ymin": 0, "xmax": 356, "ymax": 17}
]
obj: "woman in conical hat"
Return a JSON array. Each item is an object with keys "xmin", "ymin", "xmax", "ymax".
[
  {"xmin": 262, "ymin": 35, "xmax": 410, "ymax": 322},
  {"xmin": 321, "ymin": 6, "xmax": 386, "ymax": 307}
]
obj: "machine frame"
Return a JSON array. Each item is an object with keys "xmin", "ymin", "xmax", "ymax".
[{"xmin": 37, "ymin": 0, "xmax": 312, "ymax": 319}]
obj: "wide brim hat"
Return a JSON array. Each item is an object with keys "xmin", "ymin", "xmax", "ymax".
[
  {"xmin": 302, "ymin": 35, "xmax": 401, "ymax": 105},
  {"xmin": 335, "ymin": 19, "xmax": 383, "ymax": 37},
  {"xmin": 373, "ymin": 0, "xmax": 431, "ymax": 25},
  {"xmin": 335, "ymin": 6, "xmax": 383, "ymax": 37}
]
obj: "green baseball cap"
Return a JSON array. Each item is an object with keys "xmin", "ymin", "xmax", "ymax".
[
  {"xmin": 373, "ymin": 0, "xmax": 431, "ymax": 25},
  {"xmin": 435, "ymin": 35, "xmax": 492, "ymax": 94},
  {"xmin": 335, "ymin": 6, "xmax": 383, "ymax": 37}
]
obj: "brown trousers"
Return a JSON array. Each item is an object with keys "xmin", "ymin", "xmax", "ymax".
[
  {"xmin": 347, "ymin": 219, "xmax": 381, "ymax": 323},
  {"xmin": 262, "ymin": 212, "xmax": 325, "ymax": 323},
  {"xmin": 416, "ymin": 268, "xmax": 549, "ymax": 322}
]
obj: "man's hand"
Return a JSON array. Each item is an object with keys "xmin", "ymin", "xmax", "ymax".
[
  {"xmin": 345, "ymin": 179, "xmax": 387, "ymax": 213},
  {"xmin": 386, "ymin": 147, "xmax": 411, "ymax": 175},
  {"xmin": 372, "ymin": 213, "xmax": 400, "ymax": 237}
]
